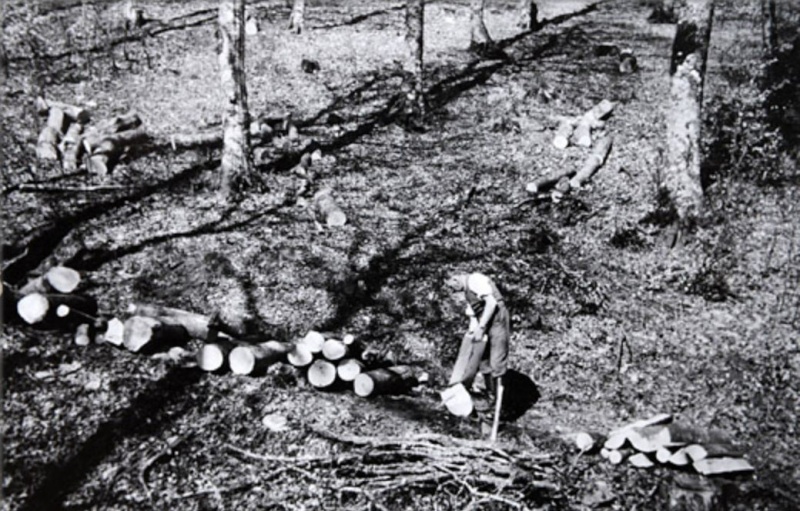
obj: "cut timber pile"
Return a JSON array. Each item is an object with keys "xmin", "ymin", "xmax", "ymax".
[
  {"xmin": 550, "ymin": 99, "xmax": 614, "ymax": 149},
  {"xmin": 576, "ymin": 414, "xmax": 754, "ymax": 477},
  {"xmin": 123, "ymin": 316, "xmax": 190, "ymax": 353},
  {"xmin": 229, "ymin": 341, "xmax": 291, "ymax": 376},
  {"xmin": 354, "ymin": 366, "xmax": 419, "ymax": 397},
  {"xmin": 526, "ymin": 135, "xmax": 613, "ymax": 196}
]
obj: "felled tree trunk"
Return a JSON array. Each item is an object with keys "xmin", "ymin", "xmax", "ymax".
[
  {"xmin": 402, "ymin": 0, "xmax": 425, "ymax": 122},
  {"xmin": 575, "ymin": 432, "xmax": 606, "ymax": 454},
  {"xmin": 300, "ymin": 330, "xmax": 325, "ymax": 353},
  {"xmin": 198, "ymin": 340, "xmax": 236, "ymax": 372},
  {"xmin": 36, "ymin": 107, "xmax": 65, "ymax": 160},
  {"xmin": 684, "ymin": 443, "xmax": 746, "ymax": 462},
  {"xmin": 313, "ymin": 188, "xmax": 347, "ymax": 226},
  {"xmin": 218, "ymin": 0, "xmax": 253, "ymax": 199},
  {"xmin": 60, "ymin": 122, "xmax": 84, "ymax": 171},
  {"xmin": 516, "ymin": 0, "xmax": 538, "ymax": 31},
  {"xmin": 664, "ymin": 0, "xmax": 714, "ymax": 220},
  {"xmin": 354, "ymin": 366, "xmax": 418, "ymax": 397},
  {"xmin": 123, "ymin": 316, "xmax": 190, "ymax": 353},
  {"xmin": 86, "ymin": 127, "xmax": 148, "ymax": 176},
  {"xmin": 336, "ymin": 358, "xmax": 364, "ymax": 382},
  {"xmin": 128, "ymin": 302, "xmax": 238, "ymax": 339},
  {"xmin": 569, "ymin": 135, "xmax": 613, "ymax": 189},
  {"xmin": 83, "ymin": 112, "xmax": 143, "ymax": 151},
  {"xmin": 469, "ymin": 0, "xmax": 493, "ymax": 50},
  {"xmin": 552, "ymin": 117, "xmax": 577, "ymax": 149},
  {"xmin": 19, "ymin": 266, "xmax": 81, "ymax": 295},
  {"xmin": 308, "ymin": 359, "xmax": 337, "ymax": 388},
  {"xmin": 35, "ymin": 97, "xmax": 90, "ymax": 123},
  {"xmin": 573, "ymin": 99, "xmax": 614, "ymax": 147},
  {"xmin": 17, "ymin": 292, "xmax": 98, "ymax": 327},
  {"xmin": 321, "ymin": 338, "xmax": 349, "ymax": 361},
  {"xmin": 288, "ymin": 0, "xmax": 305, "ymax": 34},
  {"xmin": 229, "ymin": 341, "xmax": 290, "ymax": 375},
  {"xmin": 287, "ymin": 343, "xmax": 313, "ymax": 367}
]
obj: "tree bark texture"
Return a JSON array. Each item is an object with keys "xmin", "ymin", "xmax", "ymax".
[
  {"xmin": 665, "ymin": 0, "xmax": 714, "ymax": 219},
  {"xmin": 288, "ymin": 0, "xmax": 305, "ymax": 34},
  {"xmin": 516, "ymin": 0, "xmax": 538, "ymax": 31},
  {"xmin": 403, "ymin": 0, "xmax": 425, "ymax": 120},
  {"xmin": 219, "ymin": 0, "xmax": 253, "ymax": 198},
  {"xmin": 469, "ymin": 0, "xmax": 492, "ymax": 49}
]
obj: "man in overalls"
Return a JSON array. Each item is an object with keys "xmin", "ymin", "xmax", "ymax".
[{"xmin": 445, "ymin": 272, "xmax": 510, "ymax": 418}]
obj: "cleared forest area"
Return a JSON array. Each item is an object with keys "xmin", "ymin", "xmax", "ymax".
[{"xmin": 2, "ymin": 0, "xmax": 799, "ymax": 509}]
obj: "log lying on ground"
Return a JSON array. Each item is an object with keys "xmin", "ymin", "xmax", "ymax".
[
  {"xmin": 552, "ymin": 117, "xmax": 576, "ymax": 149},
  {"xmin": 575, "ymin": 432, "xmax": 606, "ymax": 453},
  {"xmin": 661, "ymin": 423, "xmax": 734, "ymax": 446},
  {"xmin": 36, "ymin": 107, "xmax": 66, "ymax": 160},
  {"xmin": 83, "ymin": 112, "xmax": 143, "ymax": 150},
  {"xmin": 229, "ymin": 341, "xmax": 291, "ymax": 375},
  {"xmin": 19, "ymin": 266, "xmax": 81, "ymax": 295},
  {"xmin": 308, "ymin": 359, "xmax": 337, "ymax": 388},
  {"xmin": 16, "ymin": 292, "xmax": 98, "ymax": 327},
  {"xmin": 693, "ymin": 457, "xmax": 754, "ymax": 476},
  {"xmin": 123, "ymin": 316, "xmax": 190, "ymax": 353},
  {"xmin": 526, "ymin": 167, "xmax": 576, "ymax": 195},
  {"xmin": 668, "ymin": 446, "xmax": 691, "ymax": 466},
  {"xmin": 86, "ymin": 126, "xmax": 148, "ymax": 176},
  {"xmin": 336, "ymin": 358, "xmax": 364, "ymax": 382},
  {"xmin": 607, "ymin": 449, "xmax": 628, "ymax": 465},
  {"xmin": 60, "ymin": 122, "xmax": 85, "ymax": 171},
  {"xmin": 354, "ymin": 365, "xmax": 418, "ymax": 397},
  {"xmin": 102, "ymin": 317, "xmax": 125, "ymax": 346},
  {"xmin": 198, "ymin": 340, "xmax": 236, "ymax": 372},
  {"xmin": 628, "ymin": 425, "xmax": 673, "ymax": 453},
  {"xmin": 313, "ymin": 188, "xmax": 347, "ymax": 226},
  {"xmin": 604, "ymin": 413, "xmax": 673, "ymax": 449},
  {"xmin": 300, "ymin": 330, "xmax": 325, "ymax": 353},
  {"xmin": 684, "ymin": 443, "xmax": 746, "ymax": 462},
  {"xmin": 287, "ymin": 343, "xmax": 313, "ymax": 367},
  {"xmin": 569, "ymin": 135, "xmax": 613, "ymax": 189},
  {"xmin": 322, "ymin": 338, "xmax": 348, "ymax": 361},
  {"xmin": 127, "ymin": 302, "xmax": 240, "ymax": 339},
  {"xmin": 629, "ymin": 452, "xmax": 656, "ymax": 468},
  {"xmin": 35, "ymin": 97, "xmax": 90, "ymax": 123},
  {"xmin": 75, "ymin": 323, "xmax": 91, "ymax": 346},
  {"xmin": 572, "ymin": 99, "xmax": 614, "ymax": 147}
]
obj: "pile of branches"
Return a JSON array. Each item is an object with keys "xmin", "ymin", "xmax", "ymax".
[{"xmin": 228, "ymin": 430, "xmax": 559, "ymax": 509}]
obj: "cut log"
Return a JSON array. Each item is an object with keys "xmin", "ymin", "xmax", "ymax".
[
  {"xmin": 75, "ymin": 323, "xmax": 91, "ymax": 346},
  {"xmin": 599, "ymin": 448, "xmax": 612, "ymax": 460},
  {"xmin": 83, "ymin": 112, "xmax": 143, "ymax": 150},
  {"xmin": 526, "ymin": 165, "xmax": 577, "ymax": 195},
  {"xmin": 287, "ymin": 343, "xmax": 313, "ymax": 367},
  {"xmin": 569, "ymin": 136, "xmax": 613, "ymax": 189},
  {"xmin": 336, "ymin": 358, "xmax": 364, "ymax": 382},
  {"xmin": 629, "ymin": 452, "xmax": 656, "ymax": 468},
  {"xmin": 608, "ymin": 413, "xmax": 673, "ymax": 438},
  {"xmin": 300, "ymin": 330, "xmax": 326, "ymax": 353},
  {"xmin": 123, "ymin": 316, "xmax": 190, "ymax": 353},
  {"xmin": 19, "ymin": 266, "xmax": 81, "ymax": 295},
  {"xmin": 628, "ymin": 425, "xmax": 671, "ymax": 453},
  {"xmin": 662, "ymin": 423, "xmax": 734, "ymax": 446},
  {"xmin": 684, "ymin": 443, "xmax": 746, "ymax": 462},
  {"xmin": 103, "ymin": 317, "xmax": 125, "ymax": 346},
  {"xmin": 441, "ymin": 383, "xmax": 473, "ymax": 417},
  {"xmin": 126, "ymin": 302, "xmax": 240, "ymax": 339},
  {"xmin": 16, "ymin": 292, "xmax": 98, "ymax": 327},
  {"xmin": 35, "ymin": 97, "xmax": 90, "ymax": 123},
  {"xmin": 575, "ymin": 432, "xmax": 606, "ymax": 453},
  {"xmin": 86, "ymin": 126, "xmax": 148, "ymax": 176},
  {"xmin": 198, "ymin": 340, "xmax": 236, "ymax": 372},
  {"xmin": 36, "ymin": 107, "xmax": 66, "ymax": 160},
  {"xmin": 60, "ymin": 122, "xmax": 85, "ymax": 171},
  {"xmin": 354, "ymin": 365, "xmax": 418, "ymax": 397},
  {"xmin": 668, "ymin": 446, "xmax": 691, "ymax": 466},
  {"xmin": 322, "ymin": 338, "xmax": 348, "ymax": 361},
  {"xmin": 607, "ymin": 449, "xmax": 628, "ymax": 465},
  {"xmin": 229, "ymin": 341, "xmax": 291, "ymax": 375},
  {"xmin": 656, "ymin": 446, "xmax": 674, "ymax": 464},
  {"xmin": 693, "ymin": 457, "xmax": 754, "ymax": 476},
  {"xmin": 342, "ymin": 333, "xmax": 356, "ymax": 345},
  {"xmin": 313, "ymin": 188, "xmax": 347, "ymax": 226},
  {"xmin": 573, "ymin": 99, "xmax": 615, "ymax": 147},
  {"xmin": 552, "ymin": 117, "xmax": 576, "ymax": 149},
  {"xmin": 308, "ymin": 359, "xmax": 337, "ymax": 388}
]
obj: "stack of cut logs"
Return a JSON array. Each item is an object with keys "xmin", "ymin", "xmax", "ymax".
[
  {"xmin": 11, "ymin": 265, "xmax": 101, "ymax": 345},
  {"xmin": 526, "ymin": 99, "xmax": 615, "ymax": 200},
  {"xmin": 35, "ymin": 97, "xmax": 147, "ymax": 176},
  {"xmin": 574, "ymin": 414, "xmax": 755, "ymax": 476}
]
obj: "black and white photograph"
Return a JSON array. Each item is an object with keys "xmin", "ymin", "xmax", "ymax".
[{"xmin": 1, "ymin": 0, "xmax": 798, "ymax": 509}]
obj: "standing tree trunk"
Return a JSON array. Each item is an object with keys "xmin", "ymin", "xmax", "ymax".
[
  {"xmin": 403, "ymin": 0, "xmax": 425, "ymax": 124},
  {"xmin": 469, "ymin": 0, "xmax": 493, "ymax": 50},
  {"xmin": 761, "ymin": 0, "xmax": 777, "ymax": 59},
  {"xmin": 288, "ymin": 0, "xmax": 305, "ymax": 34},
  {"xmin": 664, "ymin": 0, "xmax": 714, "ymax": 221},
  {"xmin": 516, "ymin": 0, "xmax": 538, "ymax": 31},
  {"xmin": 218, "ymin": 0, "xmax": 253, "ymax": 199}
]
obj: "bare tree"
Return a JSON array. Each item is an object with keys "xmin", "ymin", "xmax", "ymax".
[
  {"xmin": 516, "ymin": 0, "xmax": 538, "ymax": 31},
  {"xmin": 664, "ymin": 0, "xmax": 714, "ymax": 221},
  {"xmin": 288, "ymin": 0, "xmax": 305, "ymax": 34},
  {"xmin": 403, "ymin": 0, "xmax": 425, "ymax": 124},
  {"xmin": 469, "ymin": 0, "xmax": 493, "ymax": 50},
  {"xmin": 218, "ymin": 0, "xmax": 253, "ymax": 199}
]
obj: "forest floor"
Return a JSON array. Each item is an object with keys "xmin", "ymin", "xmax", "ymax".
[{"xmin": 2, "ymin": 0, "xmax": 799, "ymax": 509}]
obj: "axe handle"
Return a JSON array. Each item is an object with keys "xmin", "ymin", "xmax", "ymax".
[{"xmin": 490, "ymin": 379, "xmax": 504, "ymax": 442}]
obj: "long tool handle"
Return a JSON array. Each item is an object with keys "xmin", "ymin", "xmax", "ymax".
[{"xmin": 490, "ymin": 379, "xmax": 504, "ymax": 442}]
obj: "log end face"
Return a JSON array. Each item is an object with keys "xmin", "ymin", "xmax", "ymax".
[
  {"xmin": 198, "ymin": 344, "xmax": 226, "ymax": 372},
  {"xmin": 354, "ymin": 374, "xmax": 374, "ymax": 397},
  {"xmin": 17, "ymin": 293, "xmax": 49, "ymax": 324},
  {"xmin": 230, "ymin": 346, "xmax": 256, "ymax": 375}
]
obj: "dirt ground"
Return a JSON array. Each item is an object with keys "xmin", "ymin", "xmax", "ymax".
[{"xmin": 2, "ymin": 0, "xmax": 799, "ymax": 509}]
